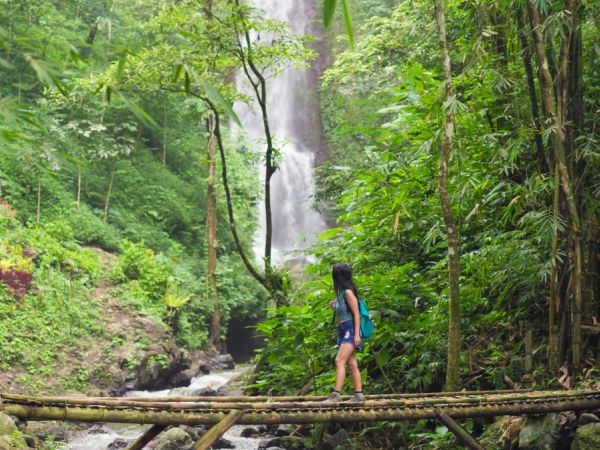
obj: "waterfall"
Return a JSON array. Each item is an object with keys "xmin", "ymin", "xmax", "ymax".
[{"xmin": 236, "ymin": 0, "xmax": 327, "ymax": 265}]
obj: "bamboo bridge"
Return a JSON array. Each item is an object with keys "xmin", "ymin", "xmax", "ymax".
[{"xmin": 2, "ymin": 389, "xmax": 600, "ymax": 450}]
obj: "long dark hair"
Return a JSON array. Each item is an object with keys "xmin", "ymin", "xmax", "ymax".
[{"xmin": 332, "ymin": 263, "xmax": 359, "ymax": 298}]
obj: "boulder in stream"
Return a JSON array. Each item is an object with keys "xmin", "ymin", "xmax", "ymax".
[
  {"xmin": 154, "ymin": 427, "xmax": 193, "ymax": 450},
  {"xmin": 211, "ymin": 353, "xmax": 235, "ymax": 370},
  {"xmin": 107, "ymin": 437, "xmax": 128, "ymax": 449},
  {"xmin": 519, "ymin": 413, "xmax": 561, "ymax": 449}
]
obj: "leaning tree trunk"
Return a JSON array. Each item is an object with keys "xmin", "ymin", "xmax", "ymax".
[
  {"xmin": 206, "ymin": 115, "xmax": 221, "ymax": 351},
  {"xmin": 209, "ymin": 106, "xmax": 268, "ymax": 291},
  {"xmin": 527, "ymin": 0, "xmax": 584, "ymax": 373},
  {"xmin": 436, "ymin": 0, "xmax": 461, "ymax": 391},
  {"xmin": 104, "ymin": 164, "xmax": 116, "ymax": 224}
]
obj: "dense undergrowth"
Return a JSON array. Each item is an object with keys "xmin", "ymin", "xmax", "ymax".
[{"xmin": 250, "ymin": 1, "xmax": 600, "ymax": 448}]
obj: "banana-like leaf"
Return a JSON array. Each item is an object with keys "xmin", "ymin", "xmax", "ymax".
[
  {"xmin": 200, "ymin": 78, "xmax": 241, "ymax": 127},
  {"xmin": 115, "ymin": 89, "xmax": 158, "ymax": 129},
  {"xmin": 323, "ymin": 0, "xmax": 354, "ymax": 47},
  {"xmin": 324, "ymin": 0, "xmax": 337, "ymax": 27}
]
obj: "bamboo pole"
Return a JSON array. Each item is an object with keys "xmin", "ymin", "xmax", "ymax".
[
  {"xmin": 525, "ymin": 328, "xmax": 534, "ymax": 373},
  {"xmin": 435, "ymin": 409, "xmax": 485, "ymax": 450},
  {"xmin": 3, "ymin": 394, "xmax": 600, "ymax": 425},
  {"xmin": 193, "ymin": 410, "xmax": 244, "ymax": 450},
  {"xmin": 0, "ymin": 389, "xmax": 530, "ymax": 405},
  {"xmin": 125, "ymin": 425, "xmax": 166, "ymax": 450},
  {"xmin": 1, "ymin": 390, "xmax": 588, "ymax": 412}
]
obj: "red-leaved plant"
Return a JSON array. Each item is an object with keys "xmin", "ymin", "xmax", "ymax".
[{"xmin": 0, "ymin": 268, "xmax": 33, "ymax": 299}]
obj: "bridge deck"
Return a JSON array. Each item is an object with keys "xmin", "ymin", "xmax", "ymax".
[{"xmin": 2, "ymin": 390, "xmax": 600, "ymax": 425}]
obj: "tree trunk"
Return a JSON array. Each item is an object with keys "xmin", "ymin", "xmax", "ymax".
[
  {"xmin": 210, "ymin": 106, "xmax": 268, "ymax": 291},
  {"xmin": 515, "ymin": 4, "xmax": 547, "ymax": 173},
  {"xmin": 231, "ymin": 0, "xmax": 282, "ymax": 302},
  {"xmin": 104, "ymin": 164, "xmax": 116, "ymax": 224},
  {"xmin": 436, "ymin": 0, "xmax": 461, "ymax": 391},
  {"xmin": 549, "ymin": 163, "xmax": 561, "ymax": 372},
  {"xmin": 162, "ymin": 96, "xmax": 168, "ymax": 166},
  {"xmin": 36, "ymin": 175, "xmax": 41, "ymax": 224},
  {"xmin": 206, "ymin": 115, "xmax": 221, "ymax": 350},
  {"xmin": 77, "ymin": 165, "xmax": 81, "ymax": 209},
  {"xmin": 527, "ymin": 0, "xmax": 584, "ymax": 374}
]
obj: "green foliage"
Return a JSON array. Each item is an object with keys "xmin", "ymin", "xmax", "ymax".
[{"xmin": 0, "ymin": 234, "xmax": 101, "ymax": 380}]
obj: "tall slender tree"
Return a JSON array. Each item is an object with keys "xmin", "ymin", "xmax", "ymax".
[{"xmin": 436, "ymin": 0, "xmax": 461, "ymax": 391}]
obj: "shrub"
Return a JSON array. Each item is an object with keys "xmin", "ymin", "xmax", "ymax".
[{"xmin": 110, "ymin": 240, "xmax": 171, "ymax": 300}]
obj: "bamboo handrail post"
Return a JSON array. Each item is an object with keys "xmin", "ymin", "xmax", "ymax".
[
  {"xmin": 125, "ymin": 424, "xmax": 167, "ymax": 450},
  {"xmin": 435, "ymin": 409, "xmax": 485, "ymax": 450},
  {"xmin": 193, "ymin": 409, "xmax": 245, "ymax": 450}
]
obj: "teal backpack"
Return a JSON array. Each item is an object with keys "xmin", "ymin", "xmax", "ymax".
[{"xmin": 342, "ymin": 290, "xmax": 375, "ymax": 339}]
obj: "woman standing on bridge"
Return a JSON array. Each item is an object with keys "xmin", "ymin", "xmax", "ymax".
[{"xmin": 325, "ymin": 263, "xmax": 364, "ymax": 403}]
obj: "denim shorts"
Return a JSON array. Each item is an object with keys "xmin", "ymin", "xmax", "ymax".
[{"xmin": 336, "ymin": 320, "xmax": 362, "ymax": 352}]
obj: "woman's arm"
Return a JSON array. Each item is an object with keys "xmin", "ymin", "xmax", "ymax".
[{"xmin": 346, "ymin": 289, "xmax": 361, "ymax": 346}]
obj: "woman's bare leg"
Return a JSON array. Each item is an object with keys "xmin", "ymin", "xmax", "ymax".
[
  {"xmin": 347, "ymin": 353, "xmax": 362, "ymax": 392},
  {"xmin": 334, "ymin": 343, "xmax": 355, "ymax": 391}
]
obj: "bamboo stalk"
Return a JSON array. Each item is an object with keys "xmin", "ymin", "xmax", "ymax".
[
  {"xmin": 125, "ymin": 425, "xmax": 166, "ymax": 450},
  {"xmin": 193, "ymin": 410, "xmax": 244, "ymax": 450},
  {"xmin": 1, "ymin": 389, "xmax": 530, "ymax": 405},
  {"xmin": 525, "ymin": 328, "xmax": 534, "ymax": 373},
  {"xmin": 435, "ymin": 409, "xmax": 485, "ymax": 450},
  {"xmin": 1, "ymin": 390, "xmax": 586, "ymax": 412},
  {"xmin": 3, "ymin": 395, "xmax": 600, "ymax": 425}
]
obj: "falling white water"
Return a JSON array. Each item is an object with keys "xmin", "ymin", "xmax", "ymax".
[{"xmin": 235, "ymin": 0, "xmax": 327, "ymax": 265}]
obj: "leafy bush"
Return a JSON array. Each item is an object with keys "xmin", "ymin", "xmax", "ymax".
[
  {"xmin": 110, "ymin": 240, "xmax": 171, "ymax": 300},
  {"xmin": 64, "ymin": 206, "xmax": 121, "ymax": 251}
]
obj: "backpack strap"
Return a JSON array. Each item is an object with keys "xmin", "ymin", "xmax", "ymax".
[{"xmin": 343, "ymin": 290, "xmax": 360, "ymax": 327}]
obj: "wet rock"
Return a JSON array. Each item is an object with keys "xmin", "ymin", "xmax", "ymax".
[
  {"xmin": 241, "ymin": 427, "xmax": 261, "ymax": 437},
  {"xmin": 280, "ymin": 435, "xmax": 306, "ymax": 450},
  {"xmin": 211, "ymin": 354, "xmax": 235, "ymax": 370},
  {"xmin": 180, "ymin": 425, "xmax": 201, "ymax": 441},
  {"xmin": 107, "ymin": 438, "xmax": 129, "ymax": 449},
  {"xmin": 169, "ymin": 367, "xmax": 197, "ymax": 388},
  {"xmin": 136, "ymin": 348, "xmax": 192, "ymax": 390},
  {"xmin": 322, "ymin": 429, "xmax": 350, "ymax": 450},
  {"xmin": 213, "ymin": 437, "xmax": 234, "ymax": 448},
  {"xmin": 578, "ymin": 413, "xmax": 600, "ymax": 426},
  {"xmin": 274, "ymin": 427, "xmax": 291, "ymax": 437},
  {"xmin": 572, "ymin": 423, "xmax": 600, "ymax": 450},
  {"xmin": 519, "ymin": 414, "xmax": 561, "ymax": 449},
  {"xmin": 190, "ymin": 387, "xmax": 219, "ymax": 396},
  {"xmin": 198, "ymin": 360, "xmax": 210, "ymax": 374},
  {"xmin": 263, "ymin": 437, "xmax": 282, "ymax": 448},
  {"xmin": 88, "ymin": 424, "xmax": 106, "ymax": 434},
  {"xmin": 154, "ymin": 427, "xmax": 193, "ymax": 450},
  {"xmin": 23, "ymin": 422, "xmax": 69, "ymax": 442}
]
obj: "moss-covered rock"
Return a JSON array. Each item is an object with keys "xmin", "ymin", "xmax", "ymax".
[
  {"xmin": 0, "ymin": 414, "xmax": 17, "ymax": 437},
  {"xmin": 154, "ymin": 427, "xmax": 193, "ymax": 450},
  {"xmin": 518, "ymin": 414, "xmax": 561, "ymax": 449},
  {"xmin": 571, "ymin": 423, "xmax": 600, "ymax": 450}
]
